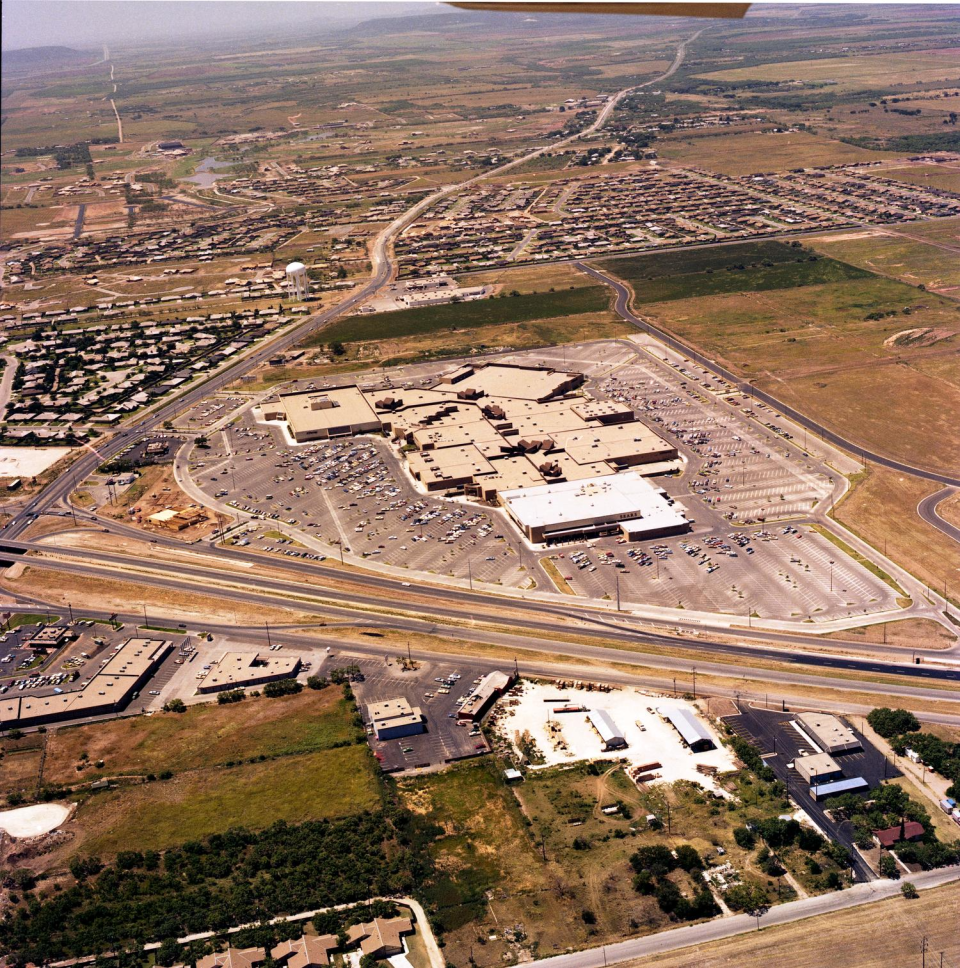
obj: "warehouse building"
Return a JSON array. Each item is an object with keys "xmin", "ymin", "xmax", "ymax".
[
  {"xmin": 588, "ymin": 709, "xmax": 627, "ymax": 750},
  {"xmin": 795, "ymin": 752, "xmax": 843, "ymax": 785},
  {"xmin": 367, "ymin": 698, "xmax": 425, "ymax": 740},
  {"xmin": 458, "ymin": 669, "xmax": 513, "ymax": 722},
  {"xmin": 795, "ymin": 712, "xmax": 862, "ymax": 754},
  {"xmin": 809, "ymin": 775, "xmax": 869, "ymax": 801},
  {"xmin": 501, "ymin": 471, "xmax": 689, "ymax": 544},
  {"xmin": 1, "ymin": 638, "xmax": 172, "ymax": 729},
  {"xmin": 198, "ymin": 651, "xmax": 302, "ymax": 693},
  {"xmin": 658, "ymin": 706, "xmax": 716, "ymax": 752}
]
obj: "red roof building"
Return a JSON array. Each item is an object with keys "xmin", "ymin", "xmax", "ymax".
[{"xmin": 873, "ymin": 821, "xmax": 925, "ymax": 848}]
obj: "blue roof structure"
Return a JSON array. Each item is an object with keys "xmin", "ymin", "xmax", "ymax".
[{"xmin": 810, "ymin": 776, "xmax": 870, "ymax": 798}]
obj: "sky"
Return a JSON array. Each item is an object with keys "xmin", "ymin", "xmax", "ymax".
[{"xmin": 1, "ymin": 1, "xmax": 440, "ymax": 51}]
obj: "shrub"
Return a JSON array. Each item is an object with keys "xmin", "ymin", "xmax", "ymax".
[{"xmin": 867, "ymin": 708, "xmax": 920, "ymax": 738}]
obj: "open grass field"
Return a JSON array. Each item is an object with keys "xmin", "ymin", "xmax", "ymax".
[
  {"xmin": 0, "ymin": 748, "xmax": 43, "ymax": 801},
  {"xmin": 696, "ymin": 48, "xmax": 960, "ymax": 93},
  {"xmin": 308, "ymin": 286, "xmax": 611, "ymax": 346},
  {"xmin": 658, "ymin": 130, "xmax": 892, "ymax": 175},
  {"xmin": 67, "ymin": 743, "xmax": 379, "ymax": 858},
  {"xmin": 807, "ymin": 230, "xmax": 960, "ymax": 291},
  {"xmin": 892, "ymin": 215, "xmax": 960, "ymax": 247},
  {"xmin": 43, "ymin": 686, "xmax": 362, "ymax": 784},
  {"xmin": 602, "ymin": 242, "xmax": 870, "ymax": 303},
  {"xmin": 623, "ymin": 880, "xmax": 960, "ymax": 968},
  {"xmin": 826, "ymin": 618, "xmax": 957, "ymax": 651},
  {"xmin": 877, "ymin": 164, "xmax": 960, "ymax": 195},
  {"xmin": 616, "ymin": 271, "xmax": 960, "ymax": 476},
  {"xmin": 832, "ymin": 466, "xmax": 960, "ymax": 611}
]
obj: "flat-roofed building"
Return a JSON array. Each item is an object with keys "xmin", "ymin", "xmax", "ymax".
[
  {"xmin": 795, "ymin": 752, "xmax": 843, "ymax": 785},
  {"xmin": 795, "ymin": 712, "xmax": 861, "ymax": 754},
  {"xmin": 198, "ymin": 651, "xmax": 302, "ymax": 693},
  {"xmin": 367, "ymin": 697, "xmax": 425, "ymax": 740},
  {"xmin": 1, "ymin": 638, "xmax": 172, "ymax": 729},
  {"xmin": 658, "ymin": 706, "xmax": 715, "ymax": 752},
  {"xmin": 458, "ymin": 670, "xmax": 513, "ymax": 722},
  {"xmin": 501, "ymin": 471, "xmax": 689, "ymax": 544},
  {"xmin": 280, "ymin": 386, "xmax": 380, "ymax": 442},
  {"xmin": 588, "ymin": 708, "xmax": 627, "ymax": 750}
]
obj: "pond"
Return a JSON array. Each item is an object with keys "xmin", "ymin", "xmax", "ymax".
[{"xmin": 182, "ymin": 156, "xmax": 234, "ymax": 188}]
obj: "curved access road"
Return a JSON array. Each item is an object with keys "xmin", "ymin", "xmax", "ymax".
[
  {"xmin": 918, "ymin": 487, "xmax": 960, "ymax": 545},
  {"xmin": 579, "ymin": 262, "xmax": 960, "ymax": 488},
  {"xmin": 0, "ymin": 29, "xmax": 704, "ymax": 543}
]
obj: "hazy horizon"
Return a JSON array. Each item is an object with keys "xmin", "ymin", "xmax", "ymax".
[{"xmin": 1, "ymin": 0, "xmax": 442, "ymax": 52}]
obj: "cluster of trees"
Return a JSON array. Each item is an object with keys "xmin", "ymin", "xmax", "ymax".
[
  {"xmin": 629, "ymin": 845, "xmax": 718, "ymax": 921},
  {"xmin": 728, "ymin": 735, "xmax": 775, "ymax": 782},
  {"xmin": 868, "ymin": 708, "xmax": 960, "ymax": 798},
  {"xmin": 263, "ymin": 679, "xmax": 302, "ymax": 698},
  {"xmin": 0, "ymin": 811, "xmax": 440, "ymax": 964},
  {"xmin": 217, "ymin": 689, "xmax": 245, "ymax": 705}
]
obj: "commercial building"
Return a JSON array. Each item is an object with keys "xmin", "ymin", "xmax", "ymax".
[
  {"xmin": 659, "ymin": 706, "xmax": 716, "ymax": 752},
  {"xmin": 795, "ymin": 752, "xmax": 843, "ymax": 785},
  {"xmin": 809, "ymin": 776, "xmax": 869, "ymax": 801},
  {"xmin": 268, "ymin": 363, "xmax": 685, "ymax": 546},
  {"xmin": 198, "ymin": 651, "xmax": 302, "ymax": 693},
  {"xmin": 346, "ymin": 917, "xmax": 413, "ymax": 959},
  {"xmin": 457, "ymin": 670, "xmax": 513, "ymax": 722},
  {"xmin": 24, "ymin": 625, "xmax": 74, "ymax": 651},
  {"xmin": 1, "ymin": 638, "xmax": 172, "ymax": 729},
  {"xmin": 501, "ymin": 471, "xmax": 689, "ymax": 544},
  {"xmin": 367, "ymin": 697, "xmax": 425, "ymax": 740},
  {"xmin": 278, "ymin": 386, "xmax": 381, "ymax": 442},
  {"xmin": 147, "ymin": 506, "xmax": 205, "ymax": 530},
  {"xmin": 588, "ymin": 708, "xmax": 627, "ymax": 750},
  {"xmin": 795, "ymin": 712, "xmax": 862, "ymax": 754},
  {"xmin": 271, "ymin": 936, "xmax": 338, "ymax": 968}
]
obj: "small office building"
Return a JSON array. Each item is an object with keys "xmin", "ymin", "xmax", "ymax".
[
  {"xmin": 796, "ymin": 712, "xmax": 862, "ymax": 754},
  {"xmin": 795, "ymin": 752, "xmax": 843, "ymax": 785},
  {"xmin": 367, "ymin": 698, "xmax": 425, "ymax": 740}
]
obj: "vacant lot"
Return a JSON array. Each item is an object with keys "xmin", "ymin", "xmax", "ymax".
[
  {"xmin": 807, "ymin": 231, "xmax": 960, "ymax": 291},
  {"xmin": 624, "ymin": 880, "xmax": 960, "ymax": 968},
  {"xmin": 832, "ymin": 467, "xmax": 960, "ymax": 611},
  {"xmin": 309, "ymin": 286, "xmax": 610, "ymax": 345},
  {"xmin": 615, "ymin": 272, "xmax": 960, "ymax": 475},
  {"xmin": 0, "ymin": 748, "xmax": 43, "ymax": 801},
  {"xmin": 67, "ymin": 743, "xmax": 379, "ymax": 859},
  {"xmin": 878, "ymin": 164, "xmax": 960, "ymax": 195},
  {"xmin": 43, "ymin": 686, "xmax": 362, "ymax": 784},
  {"xmin": 696, "ymin": 48, "xmax": 960, "ymax": 93},
  {"xmin": 603, "ymin": 244, "xmax": 869, "ymax": 304},
  {"xmin": 658, "ymin": 130, "xmax": 892, "ymax": 174}
]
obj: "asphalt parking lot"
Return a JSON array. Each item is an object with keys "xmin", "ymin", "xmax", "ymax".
[
  {"xmin": 181, "ymin": 339, "xmax": 896, "ymax": 623},
  {"xmin": 345, "ymin": 652, "xmax": 493, "ymax": 773},
  {"xmin": 725, "ymin": 704, "xmax": 897, "ymax": 882}
]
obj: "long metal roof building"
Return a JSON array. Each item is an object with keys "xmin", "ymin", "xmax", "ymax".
[
  {"xmin": 588, "ymin": 709, "xmax": 627, "ymax": 750},
  {"xmin": 659, "ymin": 706, "xmax": 715, "ymax": 752}
]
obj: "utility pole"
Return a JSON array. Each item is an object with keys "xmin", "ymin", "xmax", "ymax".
[
  {"xmin": 692, "ymin": 666, "xmax": 696, "ymax": 700},
  {"xmin": 265, "ymin": 621, "xmax": 272, "ymax": 648},
  {"xmin": 616, "ymin": 572, "xmax": 621, "ymax": 612},
  {"xmin": 68, "ymin": 602, "xmax": 74, "ymax": 623},
  {"xmin": 467, "ymin": 558, "xmax": 473, "ymax": 592},
  {"xmin": 921, "ymin": 936, "xmax": 928, "ymax": 968},
  {"xmin": 142, "ymin": 603, "xmax": 148, "ymax": 628}
]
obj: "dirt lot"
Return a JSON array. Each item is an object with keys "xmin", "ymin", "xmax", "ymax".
[
  {"xmin": 825, "ymin": 618, "xmax": 957, "ymax": 651},
  {"xmin": 97, "ymin": 464, "xmax": 220, "ymax": 540},
  {"xmin": 623, "ymin": 880, "xmax": 960, "ymax": 968}
]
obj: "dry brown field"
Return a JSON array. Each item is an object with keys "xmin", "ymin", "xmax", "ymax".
[
  {"xmin": 622, "ymin": 880, "xmax": 960, "ymax": 968},
  {"xmin": 831, "ymin": 467, "xmax": 960, "ymax": 610}
]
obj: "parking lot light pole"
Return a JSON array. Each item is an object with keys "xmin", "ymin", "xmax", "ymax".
[{"xmin": 616, "ymin": 572, "xmax": 621, "ymax": 611}]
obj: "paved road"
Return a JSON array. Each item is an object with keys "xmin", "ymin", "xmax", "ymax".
[
  {"xmin": 918, "ymin": 487, "xmax": 960, "ymax": 545},
  {"xmin": 0, "ymin": 30, "xmax": 703, "ymax": 545},
  {"xmin": 538, "ymin": 866, "xmax": 960, "ymax": 968},
  {"xmin": 579, "ymin": 263, "xmax": 960, "ymax": 488},
  {"xmin": 7, "ymin": 542, "xmax": 960, "ymax": 699}
]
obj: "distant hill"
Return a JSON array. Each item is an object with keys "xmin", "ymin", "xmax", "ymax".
[{"xmin": 1, "ymin": 45, "xmax": 93, "ymax": 72}]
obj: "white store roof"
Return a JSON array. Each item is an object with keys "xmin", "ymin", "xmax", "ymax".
[{"xmin": 500, "ymin": 471, "xmax": 687, "ymax": 532}]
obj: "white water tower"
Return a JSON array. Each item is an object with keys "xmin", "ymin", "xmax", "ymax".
[{"xmin": 285, "ymin": 261, "xmax": 309, "ymax": 300}]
